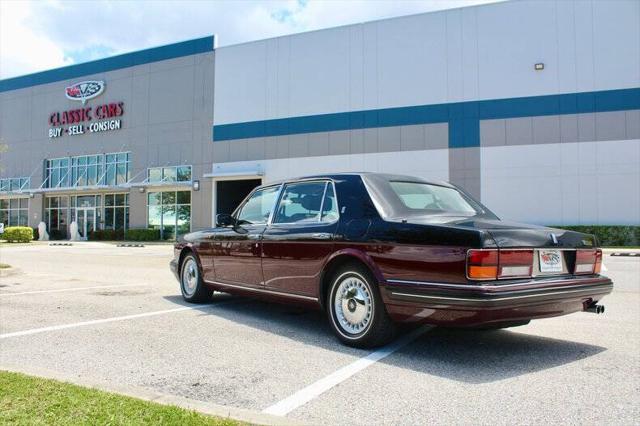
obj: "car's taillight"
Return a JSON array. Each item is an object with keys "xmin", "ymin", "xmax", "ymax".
[
  {"xmin": 467, "ymin": 249, "xmax": 534, "ymax": 281},
  {"xmin": 498, "ymin": 250, "xmax": 534, "ymax": 278},
  {"xmin": 467, "ymin": 249, "xmax": 498, "ymax": 280},
  {"xmin": 594, "ymin": 249, "xmax": 603, "ymax": 274},
  {"xmin": 575, "ymin": 249, "xmax": 602, "ymax": 274}
]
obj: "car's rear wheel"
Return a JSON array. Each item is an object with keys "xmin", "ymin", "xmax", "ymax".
[
  {"xmin": 327, "ymin": 264, "xmax": 396, "ymax": 348},
  {"xmin": 180, "ymin": 253, "xmax": 213, "ymax": 303}
]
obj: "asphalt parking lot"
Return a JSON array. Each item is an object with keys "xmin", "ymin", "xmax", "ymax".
[{"xmin": 1, "ymin": 243, "xmax": 638, "ymax": 425}]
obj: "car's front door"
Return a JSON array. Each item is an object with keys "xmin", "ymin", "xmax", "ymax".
[
  {"xmin": 212, "ymin": 185, "xmax": 280, "ymax": 288},
  {"xmin": 261, "ymin": 180, "xmax": 340, "ymax": 298}
]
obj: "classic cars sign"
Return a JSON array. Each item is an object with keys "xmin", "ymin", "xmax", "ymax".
[
  {"xmin": 49, "ymin": 80, "xmax": 124, "ymax": 139},
  {"xmin": 65, "ymin": 81, "xmax": 105, "ymax": 104}
]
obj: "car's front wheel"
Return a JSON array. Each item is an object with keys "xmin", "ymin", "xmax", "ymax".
[
  {"xmin": 327, "ymin": 264, "xmax": 396, "ymax": 348},
  {"xmin": 180, "ymin": 253, "xmax": 213, "ymax": 303}
]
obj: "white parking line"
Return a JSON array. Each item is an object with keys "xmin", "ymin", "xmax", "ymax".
[
  {"xmin": 0, "ymin": 283, "xmax": 148, "ymax": 297},
  {"xmin": 0, "ymin": 306, "xmax": 195, "ymax": 339},
  {"xmin": 262, "ymin": 324, "xmax": 432, "ymax": 416}
]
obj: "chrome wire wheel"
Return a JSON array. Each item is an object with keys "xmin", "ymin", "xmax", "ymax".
[
  {"xmin": 181, "ymin": 257, "xmax": 199, "ymax": 297},
  {"xmin": 333, "ymin": 274, "xmax": 373, "ymax": 336}
]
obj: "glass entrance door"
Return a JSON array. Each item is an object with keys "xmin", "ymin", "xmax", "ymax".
[{"xmin": 76, "ymin": 207, "xmax": 96, "ymax": 240}]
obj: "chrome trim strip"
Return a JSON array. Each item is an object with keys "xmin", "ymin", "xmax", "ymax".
[
  {"xmin": 386, "ymin": 277, "xmax": 605, "ymax": 290},
  {"xmin": 230, "ymin": 183, "xmax": 282, "ymax": 224},
  {"xmin": 209, "ymin": 281, "xmax": 318, "ymax": 302},
  {"xmin": 390, "ymin": 284, "xmax": 613, "ymax": 303},
  {"xmin": 387, "ymin": 279, "xmax": 475, "ymax": 289},
  {"xmin": 266, "ymin": 184, "xmax": 285, "ymax": 226}
]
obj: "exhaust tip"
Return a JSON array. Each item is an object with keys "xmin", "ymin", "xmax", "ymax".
[{"xmin": 585, "ymin": 301, "xmax": 605, "ymax": 314}]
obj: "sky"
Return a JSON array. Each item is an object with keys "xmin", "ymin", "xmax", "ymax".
[{"xmin": 0, "ymin": 0, "xmax": 500, "ymax": 80}]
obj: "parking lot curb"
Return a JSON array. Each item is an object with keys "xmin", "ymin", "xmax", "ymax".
[{"xmin": 0, "ymin": 365, "xmax": 304, "ymax": 426}]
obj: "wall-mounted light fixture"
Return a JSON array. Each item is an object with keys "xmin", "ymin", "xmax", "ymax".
[
  {"xmin": 192, "ymin": 180, "xmax": 200, "ymax": 191},
  {"xmin": 138, "ymin": 187, "xmax": 146, "ymax": 193},
  {"xmin": 534, "ymin": 63, "xmax": 544, "ymax": 71}
]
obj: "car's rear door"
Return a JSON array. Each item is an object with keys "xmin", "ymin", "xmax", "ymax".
[
  {"xmin": 212, "ymin": 185, "xmax": 280, "ymax": 288},
  {"xmin": 261, "ymin": 180, "xmax": 340, "ymax": 298}
]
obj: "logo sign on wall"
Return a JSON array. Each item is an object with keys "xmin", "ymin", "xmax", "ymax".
[
  {"xmin": 65, "ymin": 81, "xmax": 105, "ymax": 104},
  {"xmin": 49, "ymin": 80, "xmax": 124, "ymax": 139}
]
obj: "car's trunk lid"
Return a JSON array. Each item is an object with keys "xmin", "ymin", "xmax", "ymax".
[{"xmin": 402, "ymin": 215, "xmax": 597, "ymax": 249}]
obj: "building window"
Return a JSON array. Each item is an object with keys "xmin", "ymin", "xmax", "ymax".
[
  {"xmin": 45, "ymin": 196, "xmax": 69, "ymax": 235},
  {"xmin": 103, "ymin": 194, "xmax": 129, "ymax": 230},
  {"xmin": 105, "ymin": 152, "xmax": 131, "ymax": 186},
  {"xmin": 71, "ymin": 155, "xmax": 102, "ymax": 187},
  {"xmin": 0, "ymin": 198, "xmax": 28, "ymax": 226},
  {"xmin": 44, "ymin": 158, "xmax": 70, "ymax": 188},
  {"xmin": 0, "ymin": 177, "xmax": 30, "ymax": 192},
  {"xmin": 147, "ymin": 165, "xmax": 192, "ymax": 184},
  {"xmin": 148, "ymin": 190, "xmax": 191, "ymax": 240},
  {"xmin": 44, "ymin": 152, "xmax": 130, "ymax": 188}
]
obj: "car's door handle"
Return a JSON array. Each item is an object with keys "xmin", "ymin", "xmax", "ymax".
[
  {"xmin": 311, "ymin": 233, "xmax": 332, "ymax": 240},
  {"xmin": 248, "ymin": 234, "xmax": 263, "ymax": 240}
]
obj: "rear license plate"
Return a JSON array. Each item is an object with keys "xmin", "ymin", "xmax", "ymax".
[{"xmin": 539, "ymin": 249, "xmax": 563, "ymax": 273}]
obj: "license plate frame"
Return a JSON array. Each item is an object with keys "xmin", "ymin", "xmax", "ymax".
[{"xmin": 538, "ymin": 249, "xmax": 564, "ymax": 274}]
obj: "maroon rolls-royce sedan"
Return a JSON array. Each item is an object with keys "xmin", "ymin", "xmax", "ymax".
[{"xmin": 171, "ymin": 173, "xmax": 612, "ymax": 348}]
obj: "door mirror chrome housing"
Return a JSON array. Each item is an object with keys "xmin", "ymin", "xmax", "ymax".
[{"xmin": 216, "ymin": 213, "xmax": 235, "ymax": 227}]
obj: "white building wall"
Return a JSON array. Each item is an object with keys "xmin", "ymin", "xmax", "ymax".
[
  {"xmin": 214, "ymin": 0, "xmax": 640, "ymax": 125},
  {"xmin": 214, "ymin": 149, "xmax": 450, "ymax": 187},
  {"xmin": 481, "ymin": 139, "xmax": 640, "ymax": 225}
]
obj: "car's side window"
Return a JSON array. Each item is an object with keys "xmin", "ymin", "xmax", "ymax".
[
  {"xmin": 236, "ymin": 186, "xmax": 279, "ymax": 225},
  {"xmin": 273, "ymin": 181, "xmax": 330, "ymax": 224},
  {"xmin": 320, "ymin": 183, "xmax": 339, "ymax": 223}
]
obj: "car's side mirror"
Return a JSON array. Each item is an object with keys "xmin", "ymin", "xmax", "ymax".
[{"xmin": 216, "ymin": 213, "xmax": 235, "ymax": 227}]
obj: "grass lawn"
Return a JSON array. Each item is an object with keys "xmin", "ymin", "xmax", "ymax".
[{"xmin": 0, "ymin": 371, "xmax": 243, "ymax": 425}]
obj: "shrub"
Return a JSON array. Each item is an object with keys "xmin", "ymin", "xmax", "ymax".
[
  {"xmin": 32, "ymin": 227, "xmax": 39, "ymax": 241},
  {"xmin": 3, "ymin": 226, "xmax": 33, "ymax": 243},
  {"xmin": 49, "ymin": 229, "xmax": 67, "ymax": 240},
  {"xmin": 549, "ymin": 225, "xmax": 640, "ymax": 247},
  {"xmin": 125, "ymin": 228, "xmax": 161, "ymax": 241},
  {"xmin": 88, "ymin": 229, "xmax": 125, "ymax": 241}
]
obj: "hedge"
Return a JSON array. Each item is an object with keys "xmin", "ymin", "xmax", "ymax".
[
  {"xmin": 32, "ymin": 227, "xmax": 67, "ymax": 241},
  {"xmin": 550, "ymin": 225, "xmax": 640, "ymax": 247},
  {"xmin": 19, "ymin": 227, "xmax": 163, "ymax": 242},
  {"xmin": 49, "ymin": 229, "xmax": 68, "ymax": 240},
  {"xmin": 89, "ymin": 229, "xmax": 163, "ymax": 241},
  {"xmin": 125, "ymin": 228, "xmax": 161, "ymax": 241},
  {"xmin": 3, "ymin": 226, "xmax": 33, "ymax": 243},
  {"xmin": 88, "ymin": 229, "xmax": 125, "ymax": 241}
]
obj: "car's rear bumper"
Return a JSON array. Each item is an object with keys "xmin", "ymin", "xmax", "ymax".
[{"xmin": 382, "ymin": 275, "xmax": 613, "ymax": 326}]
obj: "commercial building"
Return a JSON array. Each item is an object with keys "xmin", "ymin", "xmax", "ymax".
[
  {"xmin": 1, "ymin": 0, "xmax": 638, "ymax": 239},
  {"xmin": 0, "ymin": 37, "xmax": 216, "ymax": 239}
]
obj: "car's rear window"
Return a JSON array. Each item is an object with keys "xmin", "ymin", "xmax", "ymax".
[{"xmin": 389, "ymin": 181, "xmax": 478, "ymax": 215}]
